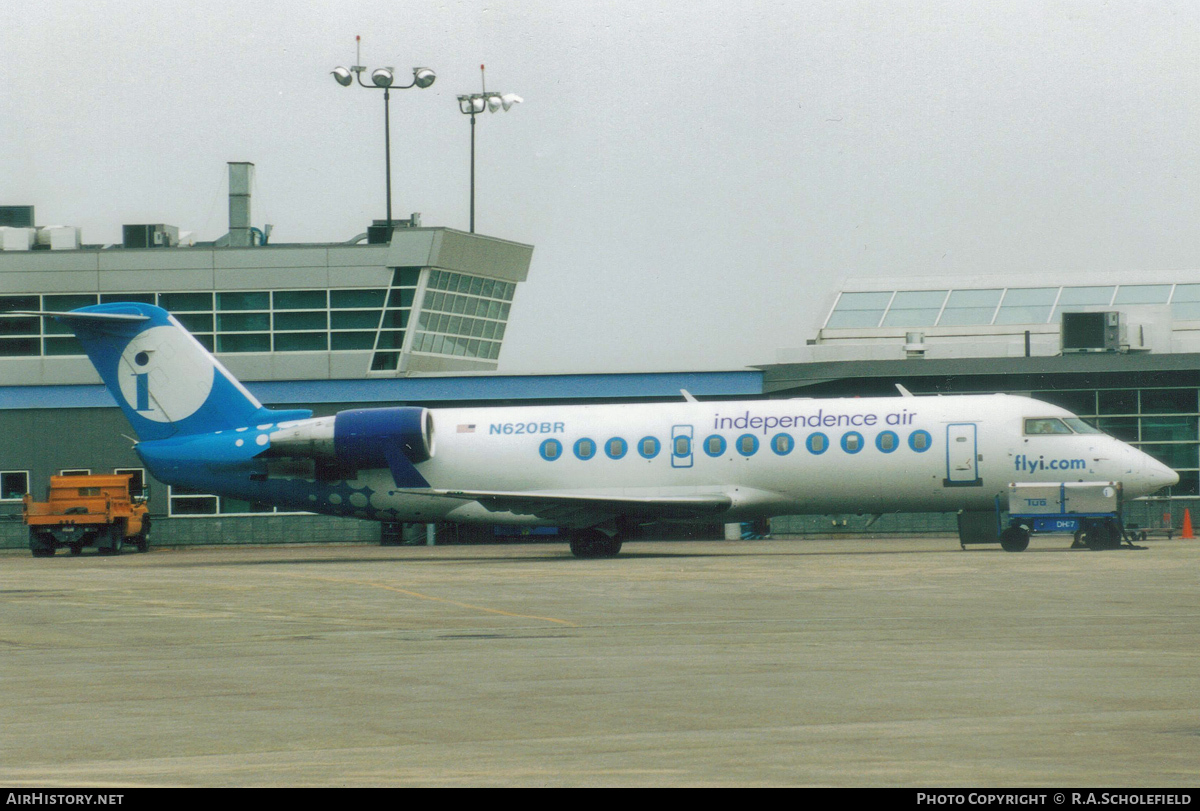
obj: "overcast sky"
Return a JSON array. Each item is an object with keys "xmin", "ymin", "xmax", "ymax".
[{"xmin": 4, "ymin": 1, "xmax": 1199, "ymax": 373}]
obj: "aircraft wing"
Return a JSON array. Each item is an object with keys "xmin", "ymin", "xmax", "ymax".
[{"xmin": 426, "ymin": 489, "xmax": 733, "ymax": 525}]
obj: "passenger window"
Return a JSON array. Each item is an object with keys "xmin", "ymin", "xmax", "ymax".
[
  {"xmin": 674, "ymin": 436, "xmax": 690, "ymax": 456},
  {"xmin": 876, "ymin": 431, "xmax": 897, "ymax": 452},
  {"xmin": 606, "ymin": 438, "xmax": 626, "ymax": 459},
  {"xmin": 909, "ymin": 430, "xmax": 931, "ymax": 452},
  {"xmin": 807, "ymin": 433, "xmax": 828, "ymax": 454}
]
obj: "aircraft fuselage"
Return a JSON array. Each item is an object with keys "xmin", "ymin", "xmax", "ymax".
[{"xmin": 136, "ymin": 393, "xmax": 1171, "ymax": 527}]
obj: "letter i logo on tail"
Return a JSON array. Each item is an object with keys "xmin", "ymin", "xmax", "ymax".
[
  {"xmin": 35, "ymin": 302, "xmax": 282, "ymax": 442},
  {"xmin": 116, "ymin": 326, "xmax": 215, "ymax": 424},
  {"xmin": 134, "ymin": 352, "xmax": 151, "ymax": 412}
]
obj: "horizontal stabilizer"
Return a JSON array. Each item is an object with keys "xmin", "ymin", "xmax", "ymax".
[{"xmin": 17, "ymin": 310, "xmax": 150, "ymax": 322}]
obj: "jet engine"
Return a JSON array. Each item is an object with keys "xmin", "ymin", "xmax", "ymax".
[{"xmin": 266, "ymin": 407, "xmax": 435, "ymax": 471}]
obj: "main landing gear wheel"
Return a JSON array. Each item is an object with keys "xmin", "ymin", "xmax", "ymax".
[
  {"xmin": 568, "ymin": 529, "xmax": 623, "ymax": 559},
  {"xmin": 999, "ymin": 526, "xmax": 1030, "ymax": 553}
]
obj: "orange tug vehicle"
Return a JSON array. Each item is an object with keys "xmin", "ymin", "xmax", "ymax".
[{"xmin": 23, "ymin": 474, "xmax": 150, "ymax": 557}]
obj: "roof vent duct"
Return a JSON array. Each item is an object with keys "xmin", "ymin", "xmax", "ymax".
[
  {"xmin": 228, "ymin": 162, "xmax": 254, "ymax": 248},
  {"xmin": 904, "ymin": 331, "xmax": 927, "ymax": 359}
]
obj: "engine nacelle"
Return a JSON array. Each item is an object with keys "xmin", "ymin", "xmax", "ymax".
[
  {"xmin": 266, "ymin": 407, "xmax": 434, "ymax": 471},
  {"xmin": 334, "ymin": 407, "xmax": 435, "ymax": 468}
]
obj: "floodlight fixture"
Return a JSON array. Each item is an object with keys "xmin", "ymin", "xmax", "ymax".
[
  {"xmin": 413, "ymin": 68, "xmax": 436, "ymax": 89},
  {"xmin": 457, "ymin": 65, "xmax": 522, "ymax": 233},
  {"xmin": 458, "ymin": 95, "xmax": 485, "ymax": 114},
  {"xmin": 330, "ymin": 37, "xmax": 437, "ymax": 233}
]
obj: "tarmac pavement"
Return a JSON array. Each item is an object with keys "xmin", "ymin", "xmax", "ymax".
[{"xmin": 1, "ymin": 536, "xmax": 1198, "ymax": 787}]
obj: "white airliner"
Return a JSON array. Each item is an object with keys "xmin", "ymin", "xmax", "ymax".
[{"xmin": 48, "ymin": 303, "xmax": 1177, "ymax": 557}]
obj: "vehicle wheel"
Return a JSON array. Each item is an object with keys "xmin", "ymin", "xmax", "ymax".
[
  {"xmin": 1082, "ymin": 523, "xmax": 1109, "ymax": 551},
  {"xmin": 1104, "ymin": 520, "xmax": 1123, "ymax": 549},
  {"xmin": 999, "ymin": 526, "xmax": 1030, "ymax": 553},
  {"xmin": 69, "ymin": 543, "xmax": 84, "ymax": 556},
  {"xmin": 29, "ymin": 531, "xmax": 55, "ymax": 557},
  {"xmin": 136, "ymin": 516, "xmax": 152, "ymax": 553},
  {"xmin": 107, "ymin": 527, "xmax": 123, "ymax": 556},
  {"xmin": 569, "ymin": 529, "xmax": 623, "ymax": 559},
  {"xmin": 592, "ymin": 535, "xmax": 622, "ymax": 557},
  {"xmin": 569, "ymin": 529, "xmax": 601, "ymax": 558}
]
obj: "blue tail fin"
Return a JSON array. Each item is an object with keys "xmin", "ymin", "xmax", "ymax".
[{"xmin": 59, "ymin": 303, "xmax": 311, "ymax": 441}]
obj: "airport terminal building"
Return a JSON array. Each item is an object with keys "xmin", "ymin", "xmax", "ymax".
[
  {"xmin": 764, "ymin": 271, "xmax": 1200, "ymax": 535},
  {"xmin": 3, "ymin": 177, "xmax": 1199, "ymax": 546},
  {"xmin": 0, "ymin": 181, "xmax": 763, "ymax": 547}
]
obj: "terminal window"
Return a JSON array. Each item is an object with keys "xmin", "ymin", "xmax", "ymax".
[
  {"xmin": 1, "ymin": 471, "xmax": 29, "ymax": 501},
  {"xmin": 411, "ymin": 270, "xmax": 513, "ymax": 362},
  {"xmin": 881, "ymin": 291, "xmax": 947, "ymax": 328},
  {"xmin": 821, "ymin": 283, "xmax": 1193, "ymax": 329},
  {"xmin": 0, "ymin": 288, "xmax": 399, "ymax": 359},
  {"xmin": 167, "ymin": 485, "xmax": 279, "ymax": 516}
]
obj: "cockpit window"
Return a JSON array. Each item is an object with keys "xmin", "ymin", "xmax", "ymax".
[
  {"xmin": 1024, "ymin": 418, "xmax": 1075, "ymax": 435},
  {"xmin": 1063, "ymin": 417, "xmax": 1102, "ymax": 435}
]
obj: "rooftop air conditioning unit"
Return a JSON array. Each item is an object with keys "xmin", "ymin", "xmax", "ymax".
[
  {"xmin": 0, "ymin": 206, "xmax": 35, "ymax": 228},
  {"xmin": 1061, "ymin": 311, "xmax": 1122, "ymax": 354},
  {"xmin": 122, "ymin": 224, "xmax": 179, "ymax": 249},
  {"xmin": 36, "ymin": 226, "xmax": 81, "ymax": 250},
  {"xmin": 0, "ymin": 227, "xmax": 35, "ymax": 251}
]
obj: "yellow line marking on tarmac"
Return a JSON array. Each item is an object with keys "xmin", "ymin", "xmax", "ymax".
[{"xmin": 268, "ymin": 572, "xmax": 578, "ymax": 627}]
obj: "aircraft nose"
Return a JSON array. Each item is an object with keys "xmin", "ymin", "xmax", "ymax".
[
  {"xmin": 1131, "ymin": 452, "xmax": 1178, "ymax": 497},
  {"xmin": 1146, "ymin": 457, "xmax": 1179, "ymax": 491}
]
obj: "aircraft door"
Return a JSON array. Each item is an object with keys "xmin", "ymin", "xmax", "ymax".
[
  {"xmin": 944, "ymin": 423, "xmax": 981, "ymax": 487},
  {"xmin": 671, "ymin": 424, "xmax": 694, "ymax": 468}
]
